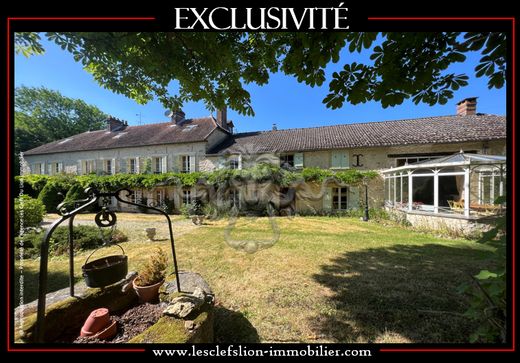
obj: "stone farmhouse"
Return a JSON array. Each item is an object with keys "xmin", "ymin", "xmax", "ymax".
[{"xmin": 23, "ymin": 97, "xmax": 506, "ymax": 228}]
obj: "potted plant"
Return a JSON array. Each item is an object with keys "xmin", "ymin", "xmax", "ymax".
[{"xmin": 133, "ymin": 247, "xmax": 168, "ymax": 303}]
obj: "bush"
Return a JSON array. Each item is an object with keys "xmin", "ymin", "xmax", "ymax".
[
  {"xmin": 15, "ymin": 225, "xmax": 128, "ymax": 258},
  {"xmin": 161, "ymin": 196, "xmax": 176, "ymax": 215},
  {"xmin": 14, "ymin": 195, "xmax": 46, "ymax": 235},
  {"xmin": 38, "ymin": 182, "xmax": 66, "ymax": 213},
  {"xmin": 64, "ymin": 183, "xmax": 88, "ymax": 203},
  {"xmin": 188, "ymin": 198, "xmax": 204, "ymax": 215},
  {"xmin": 14, "ymin": 230, "xmax": 44, "ymax": 259}
]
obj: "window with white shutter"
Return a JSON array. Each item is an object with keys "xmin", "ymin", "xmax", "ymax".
[
  {"xmin": 331, "ymin": 151, "xmax": 349, "ymax": 169},
  {"xmin": 161, "ymin": 156, "xmax": 167, "ymax": 173},
  {"xmin": 189, "ymin": 155, "xmax": 196, "ymax": 173}
]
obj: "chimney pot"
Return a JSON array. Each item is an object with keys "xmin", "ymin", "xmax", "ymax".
[
  {"xmin": 171, "ymin": 110, "xmax": 185, "ymax": 124},
  {"xmin": 106, "ymin": 116, "xmax": 126, "ymax": 131},
  {"xmin": 217, "ymin": 107, "xmax": 228, "ymax": 131},
  {"xmin": 456, "ymin": 97, "xmax": 478, "ymax": 116}
]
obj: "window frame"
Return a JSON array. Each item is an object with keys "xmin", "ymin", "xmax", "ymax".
[
  {"xmin": 280, "ymin": 154, "xmax": 295, "ymax": 168},
  {"xmin": 181, "ymin": 155, "xmax": 191, "ymax": 173},
  {"xmin": 332, "ymin": 187, "xmax": 348, "ymax": 210}
]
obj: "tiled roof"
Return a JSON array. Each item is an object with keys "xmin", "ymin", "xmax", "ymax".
[
  {"xmin": 208, "ymin": 114, "xmax": 506, "ymax": 154},
  {"xmin": 24, "ymin": 117, "xmax": 222, "ymax": 155}
]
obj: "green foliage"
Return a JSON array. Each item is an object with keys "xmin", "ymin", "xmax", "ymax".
[
  {"xmin": 14, "ymin": 195, "xmax": 46, "ymax": 235},
  {"xmin": 37, "ymin": 175, "xmax": 77, "ymax": 212},
  {"xmin": 162, "ymin": 196, "xmax": 176, "ymax": 215},
  {"xmin": 15, "ymin": 174, "xmax": 50, "ymax": 197},
  {"xmin": 14, "ymin": 86, "xmax": 107, "ymax": 175},
  {"xmin": 14, "ymin": 225, "xmax": 128, "ymax": 258},
  {"xmin": 135, "ymin": 247, "xmax": 169, "ymax": 286},
  {"xmin": 15, "ymin": 32, "xmax": 505, "ymax": 115},
  {"xmin": 27, "ymin": 166, "xmax": 378, "ymax": 195},
  {"xmin": 188, "ymin": 199, "xmax": 205, "ymax": 216},
  {"xmin": 64, "ymin": 183, "xmax": 88, "ymax": 203},
  {"xmin": 179, "ymin": 203, "xmax": 190, "ymax": 218},
  {"xmin": 459, "ymin": 215, "xmax": 506, "ymax": 343}
]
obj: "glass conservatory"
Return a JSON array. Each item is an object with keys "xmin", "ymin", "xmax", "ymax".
[{"xmin": 382, "ymin": 152, "xmax": 506, "ymax": 218}]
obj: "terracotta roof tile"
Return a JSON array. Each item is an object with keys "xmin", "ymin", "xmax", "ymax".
[
  {"xmin": 25, "ymin": 117, "xmax": 221, "ymax": 155},
  {"xmin": 208, "ymin": 114, "xmax": 506, "ymax": 154}
]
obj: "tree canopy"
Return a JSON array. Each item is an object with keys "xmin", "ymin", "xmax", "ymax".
[
  {"xmin": 15, "ymin": 32, "xmax": 506, "ymax": 115},
  {"xmin": 15, "ymin": 86, "xmax": 107, "ymax": 174}
]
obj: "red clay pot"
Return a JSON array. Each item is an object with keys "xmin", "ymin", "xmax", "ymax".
[
  {"xmin": 80, "ymin": 308, "xmax": 110, "ymax": 337},
  {"xmin": 133, "ymin": 278, "xmax": 164, "ymax": 303},
  {"xmin": 93, "ymin": 319, "xmax": 117, "ymax": 340}
]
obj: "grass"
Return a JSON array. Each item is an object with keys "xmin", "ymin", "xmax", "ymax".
[{"xmin": 15, "ymin": 214, "xmax": 494, "ymax": 343}]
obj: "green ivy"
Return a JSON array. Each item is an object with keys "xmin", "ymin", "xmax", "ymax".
[{"xmin": 15, "ymin": 165, "xmax": 378, "ymax": 194}]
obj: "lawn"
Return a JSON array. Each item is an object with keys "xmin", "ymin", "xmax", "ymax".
[{"xmin": 14, "ymin": 214, "xmax": 494, "ymax": 343}]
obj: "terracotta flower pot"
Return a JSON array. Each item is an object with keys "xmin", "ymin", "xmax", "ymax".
[
  {"xmin": 133, "ymin": 278, "xmax": 164, "ymax": 303},
  {"xmin": 80, "ymin": 308, "xmax": 110, "ymax": 337},
  {"xmin": 93, "ymin": 319, "xmax": 117, "ymax": 340}
]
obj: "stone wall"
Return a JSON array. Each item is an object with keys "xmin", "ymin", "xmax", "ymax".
[{"xmin": 389, "ymin": 209, "xmax": 495, "ymax": 237}]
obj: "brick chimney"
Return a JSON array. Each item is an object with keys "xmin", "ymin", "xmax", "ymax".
[
  {"xmin": 106, "ymin": 116, "xmax": 126, "ymax": 131},
  {"xmin": 456, "ymin": 97, "xmax": 478, "ymax": 116},
  {"xmin": 171, "ymin": 110, "xmax": 185, "ymax": 124},
  {"xmin": 216, "ymin": 107, "xmax": 228, "ymax": 131}
]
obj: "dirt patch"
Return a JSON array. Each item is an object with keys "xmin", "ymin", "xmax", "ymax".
[{"xmin": 59, "ymin": 303, "xmax": 166, "ymax": 344}]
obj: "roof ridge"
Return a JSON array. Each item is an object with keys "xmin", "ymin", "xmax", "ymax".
[{"xmin": 232, "ymin": 114, "xmax": 505, "ymax": 135}]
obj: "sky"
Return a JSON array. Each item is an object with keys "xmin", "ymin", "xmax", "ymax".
[{"xmin": 15, "ymin": 35, "xmax": 506, "ymax": 134}]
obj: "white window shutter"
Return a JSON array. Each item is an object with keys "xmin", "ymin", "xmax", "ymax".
[
  {"xmin": 238, "ymin": 154, "xmax": 243, "ymax": 170},
  {"xmin": 111, "ymin": 158, "xmax": 116, "ymax": 174},
  {"xmin": 331, "ymin": 152, "xmax": 339, "ymax": 168},
  {"xmin": 77, "ymin": 161, "xmax": 83, "ymax": 175},
  {"xmin": 348, "ymin": 186, "xmax": 359, "ymax": 209},
  {"xmin": 189, "ymin": 155, "xmax": 196, "ymax": 172},
  {"xmin": 294, "ymin": 153, "xmax": 304, "ymax": 168},
  {"xmin": 323, "ymin": 187, "xmax": 332, "ymax": 210},
  {"xmin": 136, "ymin": 157, "xmax": 140, "ymax": 173},
  {"xmin": 342, "ymin": 152, "xmax": 349, "ymax": 168},
  {"xmin": 162, "ymin": 156, "xmax": 168, "ymax": 173},
  {"xmin": 58, "ymin": 162, "xmax": 63, "ymax": 173}
]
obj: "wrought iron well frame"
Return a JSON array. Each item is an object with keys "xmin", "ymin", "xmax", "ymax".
[{"xmin": 34, "ymin": 187, "xmax": 181, "ymax": 342}]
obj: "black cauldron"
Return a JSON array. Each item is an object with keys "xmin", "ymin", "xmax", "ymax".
[{"xmin": 82, "ymin": 245, "xmax": 128, "ymax": 288}]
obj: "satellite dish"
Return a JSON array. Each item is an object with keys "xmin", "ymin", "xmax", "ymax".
[{"xmin": 164, "ymin": 110, "xmax": 174, "ymax": 118}]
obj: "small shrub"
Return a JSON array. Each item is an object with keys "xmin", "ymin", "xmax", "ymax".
[
  {"xmin": 180, "ymin": 203, "xmax": 190, "ymax": 218},
  {"xmin": 135, "ymin": 247, "xmax": 168, "ymax": 286},
  {"xmin": 161, "ymin": 196, "xmax": 176, "ymax": 215},
  {"xmin": 188, "ymin": 198, "xmax": 204, "ymax": 215},
  {"xmin": 15, "ymin": 225, "xmax": 128, "ymax": 258},
  {"xmin": 14, "ymin": 195, "xmax": 46, "ymax": 235}
]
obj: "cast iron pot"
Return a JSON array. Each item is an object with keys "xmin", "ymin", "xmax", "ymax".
[{"xmin": 82, "ymin": 244, "xmax": 128, "ymax": 288}]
